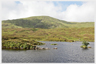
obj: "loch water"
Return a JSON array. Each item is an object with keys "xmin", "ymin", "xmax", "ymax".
[{"xmin": 2, "ymin": 41, "xmax": 94, "ymax": 63}]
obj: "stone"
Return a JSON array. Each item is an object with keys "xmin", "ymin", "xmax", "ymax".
[
  {"xmin": 88, "ymin": 46, "xmax": 91, "ymax": 48},
  {"xmin": 53, "ymin": 47, "xmax": 57, "ymax": 49}
]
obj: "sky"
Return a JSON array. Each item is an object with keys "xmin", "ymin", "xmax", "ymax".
[{"xmin": 1, "ymin": 0, "xmax": 95, "ymax": 22}]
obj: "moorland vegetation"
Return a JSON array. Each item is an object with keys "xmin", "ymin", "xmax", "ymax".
[{"xmin": 2, "ymin": 16, "xmax": 94, "ymax": 50}]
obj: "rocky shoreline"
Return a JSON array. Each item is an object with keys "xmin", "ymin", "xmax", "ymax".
[{"xmin": 2, "ymin": 46, "xmax": 57, "ymax": 50}]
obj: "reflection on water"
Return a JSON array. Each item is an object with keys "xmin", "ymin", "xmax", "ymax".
[{"xmin": 2, "ymin": 41, "xmax": 94, "ymax": 63}]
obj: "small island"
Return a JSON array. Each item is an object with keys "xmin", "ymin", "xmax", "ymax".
[
  {"xmin": 81, "ymin": 41, "xmax": 90, "ymax": 49},
  {"xmin": 2, "ymin": 39, "xmax": 45, "ymax": 50},
  {"xmin": 51, "ymin": 43, "xmax": 57, "ymax": 45}
]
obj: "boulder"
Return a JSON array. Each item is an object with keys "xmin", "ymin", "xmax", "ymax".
[
  {"xmin": 45, "ymin": 47, "xmax": 49, "ymax": 50},
  {"xmin": 53, "ymin": 47, "xmax": 57, "ymax": 49},
  {"xmin": 88, "ymin": 46, "xmax": 91, "ymax": 48}
]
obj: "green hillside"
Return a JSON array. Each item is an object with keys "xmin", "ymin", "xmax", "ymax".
[
  {"xmin": 2, "ymin": 22, "xmax": 22, "ymax": 28},
  {"xmin": 2, "ymin": 16, "xmax": 94, "ymax": 28},
  {"xmin": 2, "ymin": 27, "xmax": 94, "ymax": 42}
]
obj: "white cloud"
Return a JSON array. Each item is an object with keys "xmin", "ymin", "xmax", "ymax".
[
  {"xmin": 61, "ymin": 1, "xmax": 95, "ymax": 22},
  {"xmin": 1, "ymin": 1, "xmax": 95, "ymax": 22}
]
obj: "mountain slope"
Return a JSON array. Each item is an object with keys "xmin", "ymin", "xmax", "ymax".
[{"xmin": 2, "ymin": 16, "xmax": 94, "ymax": 28}]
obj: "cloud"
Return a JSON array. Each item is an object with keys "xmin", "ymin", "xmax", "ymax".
[
  {"xmin": 1, "ymin": 1, "xmax": 95, "ymax": 22},
  {"xmin": 61, "ymin": 1, "xmax": 95, "ymax": 22}
]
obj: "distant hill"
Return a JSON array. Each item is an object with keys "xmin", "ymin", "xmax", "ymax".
[{"xmin": 2, "ymin": 16, "xmax": 94, "ymax": 28}]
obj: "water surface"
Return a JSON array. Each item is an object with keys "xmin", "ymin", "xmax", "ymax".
[{"xmin": 2, "ymin": 41, "xmax": 94, "ymax": 63}]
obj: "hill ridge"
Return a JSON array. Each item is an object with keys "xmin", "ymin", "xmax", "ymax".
[{"xmin": 2, "ymin": 16, "xmax": 94, "ymax": 28}]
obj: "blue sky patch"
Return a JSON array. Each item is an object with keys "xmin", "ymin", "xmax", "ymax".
[
  {"xmin": 53, "ymin": 1, "xmax": 83, "ymax": 6},
  {"xmin": 52, "ymin": 1, "xmax": 84, "ymax": 11},
  {"xmin": 15, "ymin": 1, "xmax": 21, "ymax": 4}
]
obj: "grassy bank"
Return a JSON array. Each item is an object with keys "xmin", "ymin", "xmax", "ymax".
[{"xmin": 2, "ymin": 27, "xmax": 94, "ymax": 42}]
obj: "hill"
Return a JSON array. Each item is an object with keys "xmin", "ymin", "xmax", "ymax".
[{"xmin": 2, "ymin": 16, "xmax": 94, "ymax": 28}]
